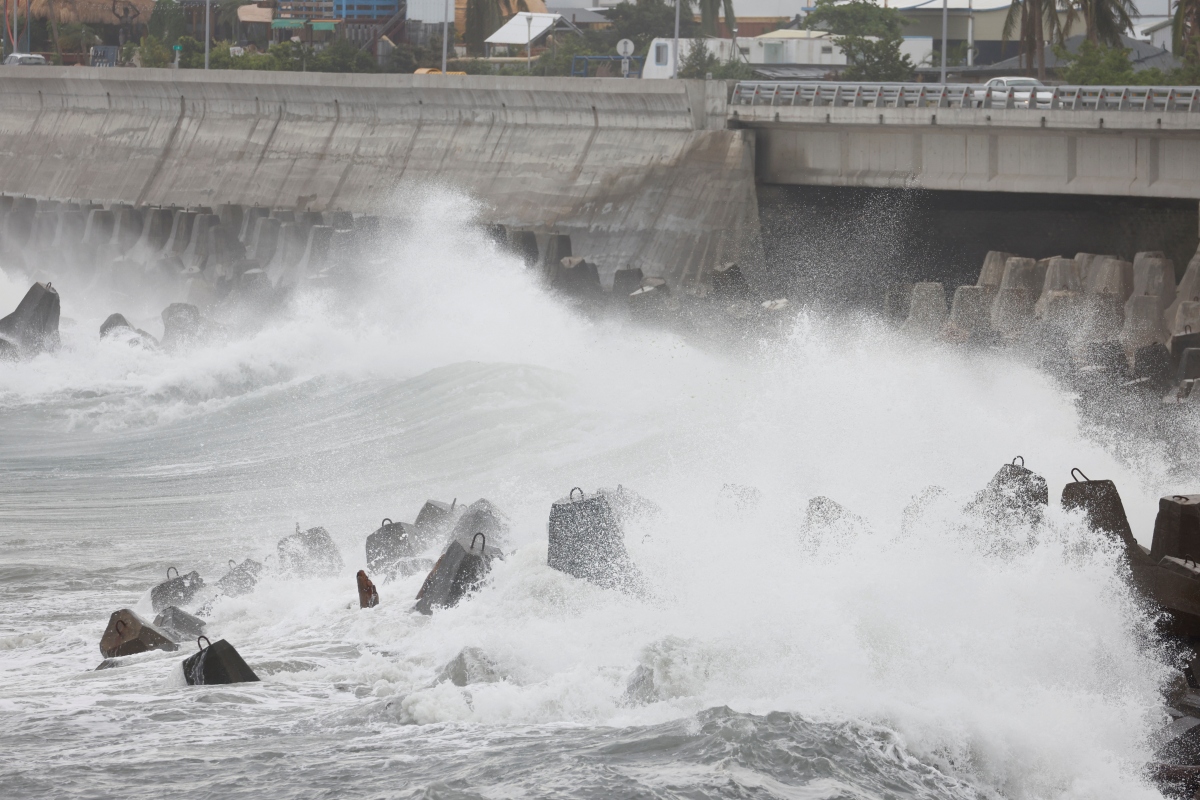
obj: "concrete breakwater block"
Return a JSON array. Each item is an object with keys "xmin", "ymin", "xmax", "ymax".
[
  {"xmin": 548, "ymin": 487, "xmax": 642, "ymax": 592},
  {"xmin": 449, "ymin": 499, "xmax": 510, "ymax": 552},
  {"xmin": 1131, "ymin": 342, "xmax": 1173, "ymax": 387},
  {"xmin": 161, "ymin": 302, "xmax": 221, "ymax": 352},
  {"xmin": 1086, "ymin": 257, "xmax": 1135, "ymax": 302},
  {"xmin": 611, "ymin": 267, "xmax": 644, "ymax": 297},
  {"xmin": 435, "ymin": 646, "xmax": 502, "ymax": 686},
  {"xmin": 966, "ymin": 456, "xmax": 1048, "ymax": 524},
  {"xmin": 882, "ymin": 282, "xmax": 914, "ymax": 323},
  {"xmin": 357, "ymin": 570, "xmax": 379, "ymax": 608},
  {"xmin": 990, "ymin": 258, "xmax": 1040, "ymax": 334},
  {"xmin": 182, "ymin": 637, "xmax": 260, "ymax": 685},
  {"xmin": 506, "ymin": 230, "xmax": 540, "ymax": 267},
  {"xmin": 1035, "ymin": 257, "xmax": 1081, "ymax": 317},
  {"xmin": 1171, "ymin": 331, "xmax": 1200, "ymax": 378},
  {"xmin": 1132, "ymin": 255, "xmax": 1177, "ymax": 312},
  {"xmin": 154, "ymin": 606, "xmax": 207, "ymax": 641},
  {"xmin": 414, "ymin": 533, "xmax": 503, "ymax": 615},
  {"xmin": 1150, "ymin": 495, "xmax": 1200, "ymax": 564},
  {"xmin": 798, "ymin": 496, "xmax": 870, "ymax": 547},
  {"xmin": 366, "ymin": 518, "xmax": 423, "ymax": 574},
  {"xmin": 976, "ymin": 250, "xmax": 1016, "ymax": 290},
  {"xmin": 0, "ymin": 282, "xmax": 60, "ymax": 357},
  {"xmin": 1121, "ymin": 294, "xmax": 1172, "ymax": 353},
  {"xmin": 1181, "ymin": 349, "xmax": 1200, "ymax": 381},
  {"xmin": 278, "ymin": 525, "xmax": 344, "ymax": 578},
  {"xmin": 238, "ymin": 207, "xmax": 270, "ymax": 242},
  {"xmin": 99, "ymin": 609, "xmax": 179, "ymax": 658},
  {"xmin": 945, "ymin": 285, "xmax": 995, "ymax": 341},
  {"xmin": 630, "ymin": 280, "xmax": 671, "ymax": 320},
  {"xmin": 415, "ymin": 499, "xmax": 461, "ymax": 538},
  {"xmin": 1061, "ymin": 469, "xmax": 1138, "ymax": 552},
  {"xmin": 1172, "ymin": 301, "xmax": 1200, "ymax": 337},
  {"xmin": 540, "ymin": 234, "xmax": 572, "ymax": 277},
  {"xmin": 150, "ymin": 567, "xmax": 205, "ymax": 612},
  {"xmin": 1074, "ymin": 252, "xmax": 1112, "ymax": 285},
  {"xmin": 549, "ymin": 256, "xmax": 602, "ymax": 298},
  {"xmin": 900, "ymin": 282, "xmax": 947, "ymax": 337},
  {"xmin": 215, "ymin": 558, "xmax": 263, "ymax": 598},
  {"xmin": 99, "ymin": 313, "xmax": 158, "ymax": 348},
  {"xmin": 710, "ymin": 262, "xmax": 750, "ymax": 300}
]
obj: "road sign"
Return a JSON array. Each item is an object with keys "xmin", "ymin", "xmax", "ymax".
[{"xmin": 616, "ymin": 38, "xmax": 634, "ymax": 57}]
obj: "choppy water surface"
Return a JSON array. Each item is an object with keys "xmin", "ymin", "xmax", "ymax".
[{"xmin": 2, "ymin": 194, "xmax": 1196, "ymax": 799}]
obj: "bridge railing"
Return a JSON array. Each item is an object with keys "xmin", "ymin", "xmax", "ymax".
[{"xmin": 730, "ymin": 81, "xmax": 1200, "ymax": 113}]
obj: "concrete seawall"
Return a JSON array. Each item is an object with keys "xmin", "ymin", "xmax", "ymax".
[{"xmin": 0, "ymin": 68, "xmax": 759, "ymax": 285}]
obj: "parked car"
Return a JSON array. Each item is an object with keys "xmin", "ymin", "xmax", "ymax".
[
  {"xmin": 2, "ymin": 53, "xmax": 48, "ymax": 66},
  {"xmin": 972, "ymin": 76, "xmax": 1053, "ymax": 108}
]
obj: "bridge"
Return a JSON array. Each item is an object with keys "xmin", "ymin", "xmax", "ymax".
[{"xmin": 0, "ymin": 69, "xmax": 1195, "ymax": 284}]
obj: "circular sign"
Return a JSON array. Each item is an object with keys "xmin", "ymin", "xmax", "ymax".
[{"xmin": 616, "ymin": 38, "xmax": 635, "ymax": 57}]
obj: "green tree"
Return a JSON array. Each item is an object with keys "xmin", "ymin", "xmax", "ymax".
[
  {"xmin": 805, "ymin": 0, "xmax": 914, "ymax": 81},
  {"xmin": 698, "ymin": 0, "xmax": 735, "ymax": 38},
  {"xmin": 147, "ymin": 0, "xmax": 186, "ymax": 47},
  {"xmin": 1070, "ymin": 0, "xmax": 1135, "ymax": 46},
  {"xmin": 1175, "ymin": 0, "xmax": 1200, "ymax": 62},
  {"xmin": 605, "ymin": 0, "xmax": 698, "ymax": 56},
  {"xmin": 139, "ymin": 34, "xmax": 172, "ymax": 67},
  {"xmin": 310, "ymin": 38, "xmax": 377, "ymax": 72},
  {"xmin": 677, "ymin": 39, "xmax": 718, "ymax": 77},
  {"xmin": 1003, "ymin": 0, "xmax": 1069, "ymax": 80},
  {"xmin": 1055, "ymin": 39, "xmax": 1134, "ymax": 83},
  {"xmin": 385, "ymin": 42, "xmax": 421, "ymax": 72}
]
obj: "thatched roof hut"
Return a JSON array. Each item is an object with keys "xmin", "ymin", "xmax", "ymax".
[{"xmin": 28, "ymin": 0, "xmax": 156, "ymax": 26}]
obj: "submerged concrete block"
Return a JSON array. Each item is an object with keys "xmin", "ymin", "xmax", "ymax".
[
  {"xmin": 215, "ymin": 558, "xmax": 263, "ymax": 598},
  {"xmin": 182, "ymin": 637, "xmax": 260, "ymax": 685},
  {"xmin": 99, "ymin": 609, "xmax": 179, "ymax": 658},
  {"xmin": 548, "ymin": 487, "xmax": 641, "ymax": 592},
  {"xmin": 549, "ymin": 256, "xmax": 602, "ymax": 298},
  {"xmin": 1150, "ymin": 495, "xmax": 1200, "ymax": 565},
  {"xmin": 415, "ymin": 499, "xmax": 460, "ymax": 538},
  {"xmin": 238, "ymin": 206, "xmax": 270, "ymax": 242},
  {"xmin": 414, "ymin": 533, "xmax": 503, "ymax": 615},
  {"xmin": 1121, "ymin": 294, "xmax": 1172, "ymax": 353},
  {"xmin": 882, "ymin": 282, "xmax": 914, "ymax": 323},
  {"xmin": 449, "ymin": 499, "xmax": 510, "ymax": 551},
  {"xmin": 153, "ymin": 606, "xmax": 207, "ymax": 641},
  {"xmin": 150, "ymin": 567, "xmax": 205, "ymax": 612},
  {"xmin": 435, "ymin": 646, "xmax": 502, "ymax": 686},
  {"xmin": 278, "ymin": 525, "xmax": 344, "ymax": 578},
  {"xmin": 541, "ymin": 234, "xmax": 572, "ymax": 277},
  {"xmin": 0, "ymin": 282, "xmax": 60, "ymax": 356},
  {"xmin": 901, "ymin": 281, "xmax": 947, "ymax": 337},
  {"xmin": 945, "ymin": 285, "xmax": 994, "ymax": 339},
  {"xmin": 366, "ymin": 518, "xmax": 423, "ymax": 574},
  {"xmin": 506, "ymin": 230, "xmax": 539, "ymax": 267},
  {"xmin": 976, "ymin": 250, "xmax": 1016, "ymax": 290},
  {"xmin": 1036, "ymin": 257, "xmax": 1082, "ymax": 316},
  {"xmin": 1181, "ymin": 349, "xmax": 1200, "ymax": 381},
  {"xmin": 611, "ymin": 267, "xmax": 644, "ymax": 297},
  {"xmin": 709, "ymin": 262, "xmax": 749, "ymax": 300},
  {"xmin": 1061, "ymin": 470, "xmax": 1138, "ymax": 551},
  {"xmin": 161, "ymin": 302, "xmax": 214, "ymax": 351},
  {"xmin": 966, "ymin": 456, "xmax": 1048, "ymax": 524}
]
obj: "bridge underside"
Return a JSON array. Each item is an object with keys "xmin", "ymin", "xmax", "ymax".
[{"xmin": 756, "ymin": 185, "xmax": 1199, "ymax": 303}]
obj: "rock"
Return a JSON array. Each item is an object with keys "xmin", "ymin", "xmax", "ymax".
[
  {"xmin": 277, "ymin": 525, "xmax": 344, "ymax": 578},
  {"xmin": 100, "ymin": 312, "xmax": 133, "ymax": 338},
  {"xmin": 1150, "ymin": 495, "xmax": 1200, "ymax": 564},
  {"xmin": 622, "ymin": 664, "xmax": 658, "ymax": 705},
  {"xmin": 611, "ymin": 267, "xmax": 644, "ymax": 297},
  {"xmin": 435, "ymin": 646, "xmax": 502, "ymax": 686},
  {"xmin": 448, "ymin": 499, "xmax": 510, "ymax": 552},
  {"xmin": 181, "ymin": 637, "xmax": 260, "ymax": 685},
  {"xmin": 709, "ymin": 262, "xmax": 750, "ymax": 300},
  {"xmin": 153, "ymin": 606, "xmax": 207, "ymax": 641},
  {"xmin": 0, "ymin": 282, "xmax": 60, "ymax": 356},
  {"xmin": 150, "ymin": 567, "xmax": 205, "ymax": 612},
  {"xmin": 413, "ymin": 533, "xmax": 503, "ymax": 615},
  {"xmin": 900, "ymin": 282, "xmax": 947, "ymax": 337},
  {"xmin": 548, "ymin": 487, "xmax": 642, "ymax": 592},
  {"xmin": 99, "ymin": 608, "xmax": 179, "ymax": 658},
  {"xmin": 977, "ymin": 250, "xmax": 1017, "ymax": 290},
  {"xmin": 965, "ymin": 456, "xmax": 1048, "ymax": 525},
  {"xmin": 357, "ymin": 570, "xmax": 379, "ymax": 608},
  {"xmin": 1060, "ymin": 469, "xmax": 1139, "ymax": 552},
  {"xmin": 215, "ymin": 558, "xmax": 263, "ymax": 597}
]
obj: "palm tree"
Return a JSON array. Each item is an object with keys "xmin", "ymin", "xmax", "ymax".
[
  {"xmin": 465, "ymin": 0, "xmax": 529, "ymax": 56},
  {"xmin": 698, "ymin": 0, "xmax": 736, "ymax": 38},
  {"xmin": 1003, "ymin": 0, "xmax": 1068, "ymax": 79},
  {"xmin": 1175, "ymin": 0, "xmax": 1200, "ymax": 61},
  {"xmin": 1069, "ymin": 0, "xmax": 1135, "ymax": 46}
]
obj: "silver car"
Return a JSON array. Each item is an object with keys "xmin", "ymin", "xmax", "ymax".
[
  {"xmin": 973, "ymin": 76, "xmax": 1053, "ymax": 108},
  {"xmin": 2, "ymin": 53, "xmax": 48, "ymax": 66}
]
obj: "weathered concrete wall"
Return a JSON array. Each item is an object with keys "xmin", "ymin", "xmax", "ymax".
[
  {"xmin": 734, "ymin": 104, "xmax": 1200, "ymax": 200},
  {"xmin": 0, "ymin": 68, "xmax": 759, "ymax": 285}
]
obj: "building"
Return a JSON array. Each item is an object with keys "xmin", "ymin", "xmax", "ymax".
[{"xmin": 957, "ymin": 32, "xmax": 1179, "ymax": 79}]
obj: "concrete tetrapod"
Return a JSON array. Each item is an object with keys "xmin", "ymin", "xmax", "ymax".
[
  {"xmin": 1035, "ymin": 257, "xmax": 1082, "ymax": 318},
  {"xmin": 99, "ymin": 609, "xmax": 180, "ymax": 658},
  {"xmin": 413, "ymin": 532, "xmax": 503, "ymax": 615},
  {"xmin": 965, "ymin": 456, "xmax": 1049, "ymax": 525},
  {"xmin": 1131, "ymin": 256, "xmax": 1177, "ymax": 314},
  {"xmin": 547, "ymin": 487, "xmax": 643, "ymax": 593},
  {"xmin": 976, "ymin": 250, "xmax": 1017, "ymax": 290},
  {"xmin": 278, "ymin": 525, "xmax": 344, "ymax": 578},
  {"xmin": 1171, "ymin": 302, "xmax": 1200, "ymax": 338},
  {"xmin": 153, "ymin": 606, "xmax": 207, "ymax": 641},
  {"xmin": 1167, "ymin": 248, "xmax": 1200, "ymax": 333},
  {"xmin": 1180, "ymin": 349, "xmax": 1200, "ymax": 382},
  {"xmin": 150, "ymin": 567, "xmax": 205, "ymax": 612},
  {"xmin": 944, "ymin": 285, "xmax": 996, "ymax": 343},
  {"xmin": 900, "ymin": 282, "xmax": 947, "ymax": 338},
  {"xmin": 181, "ymin": 637, "xmax": 260, "ymax": 685},
  {"xmin": 990, "ymin": 258, "xmax": 1038, "ymax": 336},
  {"xmin": 161, "ymin": 302, "xmax": 220, "ymax": 352},
  {"xmin": 0, "ymin": 282, "xmax": 60, "ymax": 358},
  {"xmin": 1074, "ymin": 253, "xmax": 1113, "ymax": 285},
  {"xmin": 238, "ymin": 207, "xmax": 270, "ymax": 243}
]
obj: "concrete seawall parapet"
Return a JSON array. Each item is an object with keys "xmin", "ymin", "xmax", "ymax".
[{"xmin": 0, "ymin": 69, "xmax": 759, "ymax": 287}]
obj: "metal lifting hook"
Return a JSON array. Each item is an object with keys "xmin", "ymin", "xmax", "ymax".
[
  {"xmin": 570, "ymin": 487, "xmax": 584, "ymax": 500},
  {"xmin": 167, "ymin": 566, "xmax": 179, "ymax": 580},
  {"xmin": 1071, "ymin": 468, "xmax": 1090, "ymax": 483},
  {"xmin": 1011, "ymin": 456, "xmax": 1025, "ymax": 467},
  {"xmin": 470, "ymin": 533, "xmax": 486, "ymax": 552},
  {"xmin": 197, "ymin": 636, "xmax": 211, "ymax": 651}
]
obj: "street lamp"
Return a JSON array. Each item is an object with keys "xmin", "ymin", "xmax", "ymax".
[
  {"xmin": 672, "ymin": 0, "xmax": 680, "ymax": 78},
  {"xmin": 526, "ymin": 13, "xmax": 532, "ymax": 72},
  {"xmin": 939, "ymin": 0, "xmax": 947, "ymax": 83},
  {"xmin": 441, "ymin": 0, "xmax": 449, "ymax": 72},
  {"xmin": 205, "ymin": 0, "xmax": 211, "ymax": 69}
]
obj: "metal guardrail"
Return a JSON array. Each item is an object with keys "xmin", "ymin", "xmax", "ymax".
[{"xmin": 730, "ymin": 81, "xmax": 1200, "ymax": 113}]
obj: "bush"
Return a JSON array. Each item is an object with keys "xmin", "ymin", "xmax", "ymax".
[{"xmin": 139, "ymin": 35, "xmax": 172, "ymax": 68}]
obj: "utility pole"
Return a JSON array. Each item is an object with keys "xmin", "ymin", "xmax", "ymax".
[
  {"xmin": 939, "ymin": 0, "xmax": 948, "ymax": 83},
  {"xmin": 24, "ymin": 0, "xmax": 29, "ymax": 52},
  {"xmin": 440, "ymin": 0, "xmax": 449, "ymax": 72},
  {"xmin": 967, "ymin": 0, "xmax": 974, "ymax": 66},
  {"xmin": 526, "ymin": 13, "xmax": 531, "ymax": 72},
  {"xmin": 672, "ymin": 0, "xmax": 680, "ymax": 78},
  {"xmin": 204, "ymin": 0, "xmax": 211, "ymax": 69}
]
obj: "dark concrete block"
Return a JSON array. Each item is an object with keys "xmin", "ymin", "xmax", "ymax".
[
  {"xmin": 99, "ymin": 608, "xmax": 179, "ymax": 658},
  {"xmin": 278, "ymin": 525, "xmax": 344, "ymax": 578},
  {"xmin": 150, "ymin": 568, "xmax": 205, "ymax": 612},
  {"xmin": 153, "ymin": 606, "xmax": 206, "ymax": 641},
  {"xmin": 548, "ymin": 488, "xmax": 641, "ymax": 592},
  {"xmin": 1151, "ymin": 495, "xmax": 1200, "ymax": 564},
  {"xmin": 182, "ymin": 638, "xmax": 260, "ymax": 685},
  {"xmin": 413, "ymin": 533, "xmax": 503, "ymax": 615}
]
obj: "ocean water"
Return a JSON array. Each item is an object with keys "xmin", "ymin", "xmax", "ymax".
[{"xmin": 1, "ymin": 191, "xmax": 1195, "ymax": 799}]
